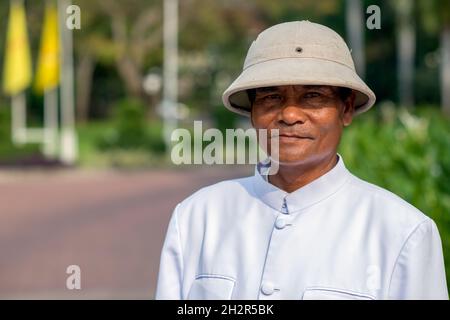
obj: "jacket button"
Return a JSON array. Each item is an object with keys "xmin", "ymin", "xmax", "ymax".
[
  {"xmin": 275, "ymin": 217, "xmax": 287, "ymax": 229},
  {"xmin": 261, "ymin": 282, "xmax": 275, "ymax": 295}
]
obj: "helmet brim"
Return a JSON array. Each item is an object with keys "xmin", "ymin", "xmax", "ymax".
[{"xmin": 222, "ymin": 57, "xmax": 376, "ymax": 117}]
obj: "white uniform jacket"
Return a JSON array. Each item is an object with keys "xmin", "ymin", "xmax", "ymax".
[{"xmin": 155, "ymin": 155, "xmax": 448, "ymax": 300}]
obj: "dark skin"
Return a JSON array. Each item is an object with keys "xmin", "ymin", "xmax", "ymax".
[{"xmin": 251, "ymin": 85, "xmax": 355, "ymax": 193}]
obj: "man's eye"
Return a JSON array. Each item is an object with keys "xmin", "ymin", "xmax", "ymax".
[
  {"xmin": 264, "ymin": 94, "xmax": 282, "ymax": 100},
  {"xmin": 304, "ymin": 92, "xmax": 322, "ymax": 98}
]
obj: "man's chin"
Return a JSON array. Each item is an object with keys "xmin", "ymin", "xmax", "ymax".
[{"xmin": 269, "ymin": 152, "xmax": 312, "ymax": 166}]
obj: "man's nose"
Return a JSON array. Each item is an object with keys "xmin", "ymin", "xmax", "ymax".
[{"xmin": 278, "ymin": 97, "xmax": 307, "ymax": 125}]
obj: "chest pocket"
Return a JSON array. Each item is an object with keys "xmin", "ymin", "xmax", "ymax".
[
  {"xmin": 302, "ymin": 287, "xmax": 375, "ymax": 300},
  {"xmin": 187, "ymin": 274, "xmax": 235, "ymax": 300}
]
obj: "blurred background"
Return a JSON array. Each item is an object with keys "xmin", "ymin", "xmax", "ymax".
[{"xmin": 0, "ymin": 0, "xmax": 449, "ymax": 299}]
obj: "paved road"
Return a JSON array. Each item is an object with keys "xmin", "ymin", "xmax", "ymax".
[{"xmin": 0, "ymin": 165, "xmax": 252, "ymax": 299}]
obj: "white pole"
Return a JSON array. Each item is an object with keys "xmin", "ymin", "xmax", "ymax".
[
  {"xmin": 162, "ymin": 0, "xmax": 178, "ymax": 150},
  {"xmin": 11, "ymin": 91, "xmax": 26, "ymax": 145},
  {"xmin": 441, "ymin": 26, "xmax": 450, "ymax": 116},
  {"xmin": 23, "ymin": 128, "xmax": 45, "ymax": 143},
  {"xmin": 396, "ymin": 0, "xmax": 415, "ymax": 109},
  {"xmin": 346, "ymin": 0, "xmax": 365, "ymax": 78},
  {"xmin": 9, "ymin": 0, "xmax": 26, "ymax": 146},
  {"xmin": 58, "ymin": 0, "xmax": 78, "ymax": 164},
  {"xmin": 43, "ymin": 88, "xmax": 58, "ymax": 157}
]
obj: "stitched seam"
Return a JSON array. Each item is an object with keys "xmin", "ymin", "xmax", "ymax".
[
  {"xmin": 386, "ymin": 218, "xmax": 430, "ymax": 298},
  {"xmin": 287, "ymin": 175, "xmax": 351, "ymax": 214},
  {"xmin": 194, "ymin": 274, "xmax": 236, "ymax": 299},
  {"xmin": 251, "ymin": 166, "xmax": 351, "ymax": 215},
  {"xmin": 174, "ymin": 204, "xmax": 184, "ymax": 290},
  {"xmin": 244, "ymin": 56, "xmax": 355, "ymax": 72},
  {"xmin": 195, "ymin": 274, "xmax": 236, "ymax": 282},
  {"xmin": 304, "ymin": 286, "xmax": 375, "ymax": 300},
  {"xmin": 251, "ymin": 177, "xmax": 282, "ymax": 218},
  {"xmin": 349, "ymin": 176, "xmax": 423, "ymax": 213}
]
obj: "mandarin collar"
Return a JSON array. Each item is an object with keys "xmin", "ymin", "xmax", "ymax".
[{"xmin": 252, "ymin": 154, "xmax": 351, "ymax": 214}]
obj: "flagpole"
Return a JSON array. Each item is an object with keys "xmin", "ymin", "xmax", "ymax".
[
  {"xmin": 11, "ymin": 91, "xmax": 26, "ymax": 145},
  {"xmin": 5, "ymin": 0, "xmax": 31, "ymax": 146},
  {"xmin": 162, "ymin": 0, "xmax": 179, "ymax": 151},
  {"xmin": 43, "ymin": 87, "xmax": 58, "ymax": 157},
  {"xmin": 9, "ymin": 0, "xmax": 27, "ymax": 145},
  {"xmin": 58, "ymin": 0, "xmax": 77, "ymax": 165}
]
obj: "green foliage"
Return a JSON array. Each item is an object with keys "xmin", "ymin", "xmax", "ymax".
[
  {"xmin": 77, "ymin": 119, "xmax": 167, "ymax": 168},
  {"xmin": 339, "ymin": 106, "xmax": 450, "ymax": 288},
  {"xmin": 97, "ymin": 98, "xmax": 165, "ymax": 153},
  {"xmin": 212, "ymin": 103, "xmax": 238, "ymax": 133},
  {"xmin": 0, "ymin": 106, "xmax": 40, "ymax": 161}
]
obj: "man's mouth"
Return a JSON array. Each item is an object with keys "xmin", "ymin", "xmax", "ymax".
[{"xmin": 272, "ymin": 133, "xmax": 314, "ymax": 140}]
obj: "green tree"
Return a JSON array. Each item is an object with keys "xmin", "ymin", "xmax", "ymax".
[{"xmin": 73, "ymin": 0, "xmax": 162, "ymax": 120}]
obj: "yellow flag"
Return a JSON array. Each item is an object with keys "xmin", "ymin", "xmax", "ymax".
[
  {"xmin": 2, "ymin": 0, "xmax": 32, "ymax": 96},
  {"xmin": 34, "ymin": 1, "xmax": 60, "ymax": 93}
]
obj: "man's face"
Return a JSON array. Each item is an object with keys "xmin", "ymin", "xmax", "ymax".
[{"xmin": 251, "ymin": 85, "xmax": 355, "ymax": 165}]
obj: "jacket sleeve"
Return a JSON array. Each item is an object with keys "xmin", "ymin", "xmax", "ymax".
[
  {"xmin": 155, "ymin": 204, "xmax": 184, "ymax": 299},
  {"xmin": 388, "ymin": 219, "xmax": 448, "ymax": 299}
]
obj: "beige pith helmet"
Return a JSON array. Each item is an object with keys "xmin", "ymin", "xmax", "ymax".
[{"xmin": 222, "ymin": 21, "xmax": 376, "ymax": 117}]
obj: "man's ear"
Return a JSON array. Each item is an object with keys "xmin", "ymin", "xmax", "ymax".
[{"xmin": 342, "ymin": 91, "xmax": 355, "ymax": 127}]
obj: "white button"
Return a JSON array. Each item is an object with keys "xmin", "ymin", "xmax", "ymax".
[
  {"xmin": 261, "ymin": 282, "xmax": 275, "ymax": 295},
  {"xmin": 275, "ymin": 217, "xmax": 287, "ymax": 229}
]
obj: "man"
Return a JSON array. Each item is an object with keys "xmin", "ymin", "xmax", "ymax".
[{"xmin": 155, "ymin": 21, "xmax": 448, "ymax": 299}]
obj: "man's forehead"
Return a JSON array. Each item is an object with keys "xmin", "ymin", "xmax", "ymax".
[{"xmin": 254, "ymin": 85, "xmax": 336, "ymax": 93}]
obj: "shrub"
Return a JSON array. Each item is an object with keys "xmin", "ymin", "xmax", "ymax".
[
  {"xmin": 339, "ymin": 106, "xmax": 450, "ymax": 289},
  {"xmin": 97, "ymin": 98, "xmax": 165, "ymax": 153}
]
